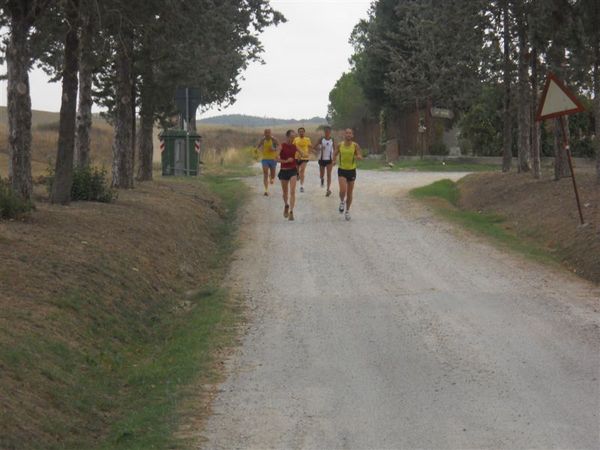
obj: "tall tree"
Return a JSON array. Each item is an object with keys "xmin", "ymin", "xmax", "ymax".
[
  {"xmin": 515, "ymin": 2, "xmax": 531, "ymax": 172},
  {"xmin": 530, "ymin": 46, "xmax": 542, "ymax": 178},
  {"xmin": 528, "ymin": 0, "xmax": 546, "ymax": 179},
  {"xmin": 74, "ymin": 1, "xmax": 98, "ymax": 168},
  {"xmin": 575, "ymin": 0, "xmax": 600, "ymax": 183},
  {"xmin": 111, "ymin": 27, "xmax": 134, "ymax": 189},
  {"xmin": 501, "ymin": 0, "xmax": 513, "ymax": 172},
  {"xmin": 134, "ymin": 0, "xmax": 284, "ymax": 181},
  {"xmin": 328, "ymin": 71, "xmax": 370, "ymax": 129},
  {"xmin": 51, "ymin": 0, "xmax": 80, "ymax": 203},
  {"xmin": 595, "ymin": 50, "xmax": 600, "ymax": 184},
  {"xmin": 2, "ymin": 0, "xmax": 52, "ymax": 200}
]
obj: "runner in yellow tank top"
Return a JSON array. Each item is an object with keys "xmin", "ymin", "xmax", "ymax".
[
  {"xmin": 332, "ymin": 128, "xmax": 363, "ymax": 221},
  {"xmin": 292, "ymin": 127, "xmax": 313, "ymax": 193},
  {"xmin": 256, "ymin": 128, "xmax": 279, "ymax": 196}
]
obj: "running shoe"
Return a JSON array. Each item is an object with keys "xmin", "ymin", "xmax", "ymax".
[
  {"xmin": 288, "ymin": 211, "xmax": 294, "ymax": 221},
  {"xmin": 345, "ymin": 211, "xmax": 351, "ymax": 221},
  {"xmin": 326, "ymin": 190, "xmax": 332, "ymax": 197},
  {"xmin": 284, "ymin": 205, "xmax": 289, "ymax": 218},
  {"xmin": 339, "ymin": 201, "xmax": 345, "ymax": 213},
  {"xmin": 264, "ymin": 191, "xmax": 268, "ymax": 196},
  {"xmin": 320, "ymin": 178, "xmax": 324, "ymax": 187},
  {"xmin": 300, "ymin": 186, "xmax": 304, "ymax": 193}
]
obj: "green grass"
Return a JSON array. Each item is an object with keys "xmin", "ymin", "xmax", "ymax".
[
  {"xmin": 359, "ymin": 158, "xmax": 499, "ymax": 172},
  {"xmin": 411, "ymin": 179, "xmax": 460, "ymax": 206},
  {"xmin": 410, "ymin": 179, "xmax": 557, "ymax": 265},
  {"xmin": 101, "ymin": 287, "xmax": 241, "ymax": 450},
  {"xmin": 97, "ymin": 175, "xmax": 248, "ymax": 449}
]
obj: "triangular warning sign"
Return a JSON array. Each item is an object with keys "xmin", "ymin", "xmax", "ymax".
[{"xmin": 536, "ymin": 73, "xmax": 585, "ymax": 121}]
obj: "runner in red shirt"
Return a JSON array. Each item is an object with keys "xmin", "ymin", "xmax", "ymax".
[{"xmin": 277, "ymin": 130, "xmax": 300, "ymax": 221}]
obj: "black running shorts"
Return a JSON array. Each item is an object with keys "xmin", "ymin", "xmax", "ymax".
[
  {"xmin": 338, "ymin": 168, "xmax": 357, "ymax": 182},
  {"xmin": 278, "ymin": 168, "xmax": 298, "ymax": 181},
  {"xmin": 318, "ymin": 159, "xmax": 332, "ymax": 167}
]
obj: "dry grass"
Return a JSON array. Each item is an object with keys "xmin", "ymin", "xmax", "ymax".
[
  {"xmin": 0, "ymin": 121, "xmax": 114, "ymax": 179},
  {"xmin": 459, "ymin": 172, "xmax": 600, "ymax": 283},
  {"xmin": 202, "ymin": 146, "xmax": 255, "ymax": 166},
  {"xmin": 0, "ymin": 177, "xmax": 244, "ymax": 448}
]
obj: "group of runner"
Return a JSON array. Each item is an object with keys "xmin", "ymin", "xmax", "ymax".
[{"xmin": 256, "ymin": 126, "xmax": 363, "ymax": 221}]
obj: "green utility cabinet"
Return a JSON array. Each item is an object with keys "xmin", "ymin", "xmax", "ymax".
[{"xmin": 160, "ymin": 129, "xmax": 202, "ymax": 176}]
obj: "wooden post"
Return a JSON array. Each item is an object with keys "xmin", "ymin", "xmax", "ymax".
[{"xmin": 558, "ymin": 116, "xmax": 585, "ymax": 225}]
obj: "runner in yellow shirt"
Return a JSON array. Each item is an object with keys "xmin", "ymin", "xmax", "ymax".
[
  {"xmin": 292, "ymin": 127, "xmax": 313, "ymax": 193},
  {"xmin": 332, "ymin": 128, "xmax": 363, "ymax": 221},
  {"xmin": 256, "ymin": 128, "xmax": 279, "ymax": 196}
]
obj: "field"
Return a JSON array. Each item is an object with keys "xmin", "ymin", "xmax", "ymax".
[
  {"xmin": 0, "ymin": 108, "xmax": 326, "ymax": 180},
  {"xmin": 0, "ymin": 108, "xmax": 114, "ymax": 177}
]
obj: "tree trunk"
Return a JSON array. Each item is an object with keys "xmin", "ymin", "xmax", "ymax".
[
  {"xmin": 425, "ymin": 97, "xmax": 432, "ymax": 155},
  {"xmin": 553, "ymin": 117, "xmax": 570, "ymax": 180},
  {"xmin": 137, "ymin": 110, "xmax": 154, "ymax": 181},
  {"xmin": 531, "ymin": 47, "xmax": 541, "ymax": 179},
  {"xmin": 594, "ymin": 47, "xmax": 600, "ymax": 184},
  {"xmin": 137, "ymin": 69, "xmax": 154, "ymax": 181},
  {"xmin": 74, "ymin": 8, "xmax": 95, "ymax": 168},
  {"xmin": 517, "ymin": 14, "xmax": 531, "ymax": 173},
  {"xmin": 502, "ymin": 0, "xmax": 512, "ymax": 172},
  {"xmin": 131, "ymin": 77, "xmax": 136, "ymax": 175},
  {"xmin": 111, "ymin": 30, "xmax": 135, "ymax": 189},
  {"xmin": 6, "ymin": 15, "xmax": 33, "ymax": 200},
  {"xmin": 51, "ymin": 0, "xmax": 80, "ymax": 204}
]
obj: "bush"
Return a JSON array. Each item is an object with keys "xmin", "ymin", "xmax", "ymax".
[
  {"xmin": 0, "ymin": 179, "xmax": 34, "ymax": 219},
  {"xmin": 429, "ymin": 141, "xmax": 449, "ymax": 156},
  {"xmin": 571, "ymin": 137, "xmax": 595, "ymax": 158},
  {"xmin": 47, "ymin": 166, "xmax": 117, "ymax": 203}
]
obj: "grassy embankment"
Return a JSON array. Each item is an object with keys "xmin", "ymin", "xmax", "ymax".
[
  {"xmin": 0, "ymin": 141, "xmax": 255, "ymax": 449},
  {"xmin": 410, "ymin": 172, "xmax": 599, "ymax": 283}
]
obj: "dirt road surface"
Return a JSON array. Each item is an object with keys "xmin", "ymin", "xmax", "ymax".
[{"xmin": 201, "ymin": 165, "xmax": 600, "ymax": 449}]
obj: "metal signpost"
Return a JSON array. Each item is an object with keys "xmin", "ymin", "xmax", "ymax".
[{"xmin": 535, "ymin": 73, "xmax": 586, "ymax": 225}]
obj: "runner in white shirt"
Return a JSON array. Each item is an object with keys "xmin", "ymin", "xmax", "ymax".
[{"xmin": 315, "ymin": 126, "xmax": 335, "ymax": 197}]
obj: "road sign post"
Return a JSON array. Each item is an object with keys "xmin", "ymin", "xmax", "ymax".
[
  {"xmin": 535, "ymin": 73, "xmax": 586, "ymax": 225},
  {"xmin": 558, "ymin": 116, "xmax": 585, "ymax": 224}
]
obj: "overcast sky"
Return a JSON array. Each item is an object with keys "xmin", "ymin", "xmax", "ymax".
[{"xmin": 0, "ymin": 0, "xmax": 372, "ymax": 121}]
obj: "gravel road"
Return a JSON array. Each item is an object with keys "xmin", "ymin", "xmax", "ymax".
[{"xmin": 201, "ymin": 165, "xmax": 600, "ymax": 449}]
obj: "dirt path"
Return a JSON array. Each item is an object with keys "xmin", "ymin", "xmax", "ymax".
[{"xmin": 201, "ymin": 165, "xmax": 600, "ymax": 449}]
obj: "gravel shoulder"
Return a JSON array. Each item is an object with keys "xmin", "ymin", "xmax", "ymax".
[{"xmin": 201, "ymin": 166, "xmax": 600, "ymax": 449}]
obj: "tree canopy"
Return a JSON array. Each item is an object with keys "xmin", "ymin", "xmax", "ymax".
[
  {"xmin": 1, "ymin": 0, "xmax": 285, "ymax": 199},
  {"xmin": 330, "ymin": 0, "xmax": 599, "ymax": 178}
]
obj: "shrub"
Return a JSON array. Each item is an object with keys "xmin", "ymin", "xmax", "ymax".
[
  {"xmin": 429, "ymin": 141, "xmax": 449, "ymax": 156},
  {"xmin": 47, "ymin": 166, "xmax": 117, "ymax": 203},
  {"xmin": 571, "ymin": 137, "xmax": 594, "ymax": 158},
  {"xmin": 0, "ymin": 179, "xmax": 34, "ymax": 220}
]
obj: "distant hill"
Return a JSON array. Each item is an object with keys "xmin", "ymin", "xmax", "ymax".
[{"xmin": 198, "ymin": 114, "xmax": 327, "ymax": 128}]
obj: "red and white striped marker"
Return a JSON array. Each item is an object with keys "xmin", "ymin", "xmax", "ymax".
[
  {"xmin": 194, "ymin": 139, "xmax": 201, "ymax": 154},
  {"xmin": 160, "ymin": 138, "xmax": 165, "ymax": 153}
]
